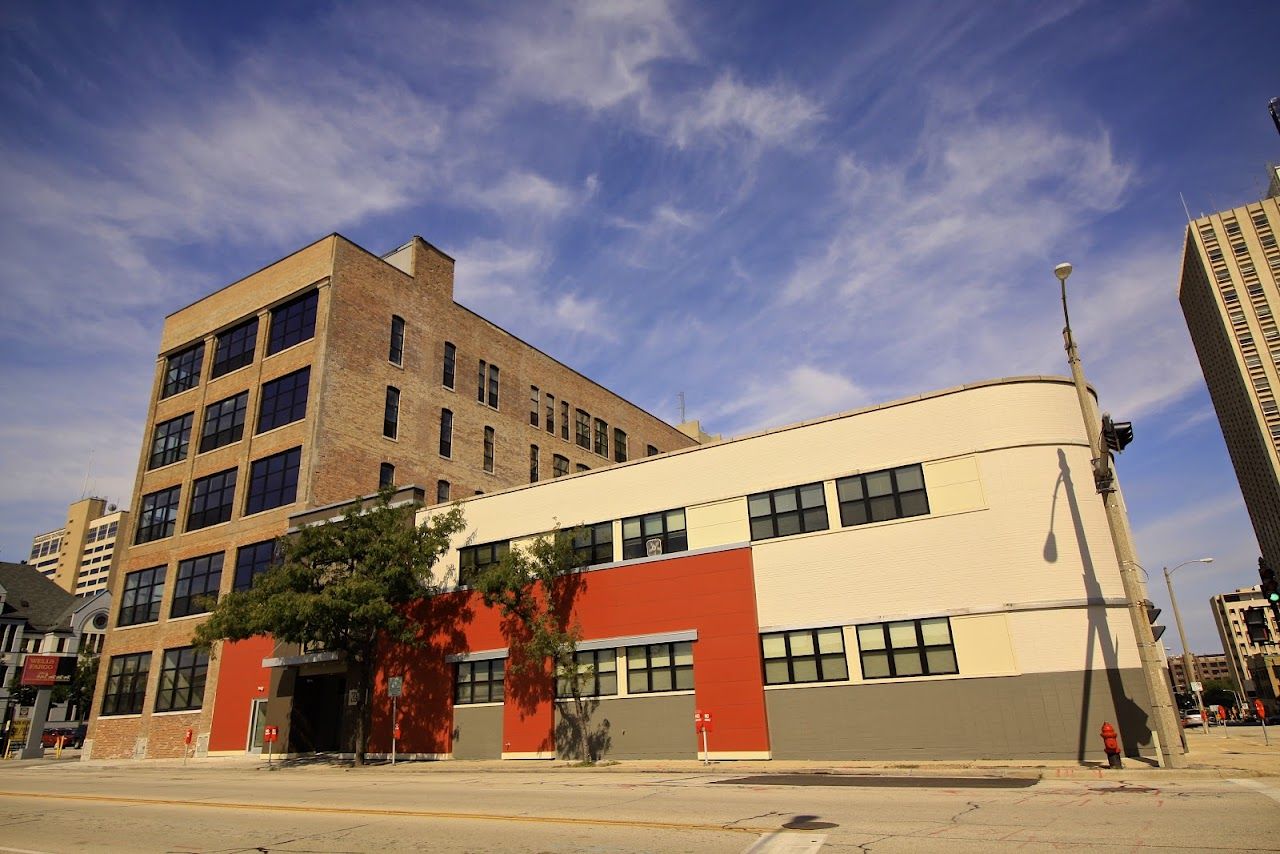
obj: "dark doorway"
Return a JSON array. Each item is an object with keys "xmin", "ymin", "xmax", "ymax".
[{"xmin": 289, "ymin": 673, "xmax": 345, "ymax": 753}]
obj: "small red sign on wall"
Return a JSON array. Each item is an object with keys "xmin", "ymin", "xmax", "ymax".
[
  {"xmin": 695, "ymin": 710, "xmax": 713, "ymax": 733},
  {"xmin": 264, "ymin": 725, "xmax": 279, "ymax": 743}
]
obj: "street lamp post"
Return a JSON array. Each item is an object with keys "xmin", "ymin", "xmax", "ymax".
[
  {"xmin": 1053, "ymin": 262, "xmax": 1186, "ymax": 767},
  {"xmin": 1164, "ymin": 558, "xmax": 1214, "ymax": 736}
]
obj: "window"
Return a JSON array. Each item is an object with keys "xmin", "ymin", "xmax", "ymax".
[
  {"xmin": 576, "ymin": 463, "xmax": 590, "ymax": 473},
  {"xmin": 187, "ymin": 468, "xmax": 237, "ymax": 530},
  {"xmin": 749, "ymin": 482, "xmax": 828, "ymax": 540},
  {"xmin": 487, "ymin": 364, "xmax": 500, "ymax": 408},
  {"xmin": 530, "ymin": 386, "xmax": 540, "ymax": 427},
  {"xmin": 575, "ymin": 409, "xmax": 591, "ymax": 449},
  {"xmin": 561, "ymin": 401, "xmax": 569, "ymax": 440},
  {"xmin": 856, "ymin": 618, "xmax": 957, "ymax": 679},
  {"xmin": 458, "ymin": 541, "xmax": 508, "ymax": 587},
  {"xmin": 477, "ymin": 359, "xmax": 487, "ymax": 402},
  {"xmin": 380, "ymin": 462, "xmax": 395, "ymax": 489},
  {"xmin": 614, "ymin": 429, "xmax": 628, "ymax": 463},
  {"xmin": 553, "ymin": 454, "xmax": 569, "ymax": 477},
  {"xmin": 572, "ymin": 522, "xmax": 613, "ymax": 566},
  {"xmin": 443, "ymin": 342, "xmax": 456, "ymax": 388},
  {"xmin": 593, "ymin": 418, "xmax": 609, "ymax": 457},
  {"xmin": 101, "ymin": 652, "xmax": 151, "ymax": 716},
  {"xmin": 233, "ymin": 540, "xmax": 278, "ymax": 591},
  {"xmin": 119, "ymin": 566, "xmax": 166, "ymax": 626},
  {"xmin": 546, "ymin": 393, "xmax": 555, "ymax": 433},
  {"xmin": 267, "ymin": 290, "xmax": 318, "ymax": 355},
  {"xmin": 837, "ymin": 464, "xmax": 929, "ymax": 526},
  {"xmin": 557, "ymin": 649, "xmax": 617, "ymax": 697},
  {"xmin": 622, "ymin": 508, "xmax": 687, "ymax": 559},
  {"xmin": 211, "ymin": 317, "xmax": 258, "ymax": 378},
  {"xmin": 148, "ymin": 413, "xmax": 193, "ymax": 469},
  {"xmin": 155, "ymin": 646, "xmax": 209, "ymax": 712},
  {"xmin": 626, "ymin": 642, "xmax": 693, "ymax": 693},
  {"xmin": 455, "ymin": 658, "xmax": 505, "ymax": 704},
  {"xmin": 245, "ymin": 446, "xmax": 302, "ymax": 515},
  {"xmin": 761, "ymin": 627, "xmax": 848, "ymax": 685},
  {"xmin": 436, "ymin": 480, "xmax": 450, "ymax": 503},
  {"xmin": 439, "ymin": 409, "xmax": 453, "ymax": 457},
  {"xmin": 162, "ymin": 342, "xmax": 204, "ymax": 398},
  {"xmin": 257, "ymin": 367, "xmax": 310, "ymax": 433},
  {"xmin": 200, "ymin": 391, "xmax": 249, "ymax": 452},
  {"xmin": 136, "ymin": 486, "xmax": 181, "ymax": 543},
  {"xmin": 530, "ymin": 444, "xmax": 539, "ymax": 482},
  {"xmin": 484, "ymin": 426, "xmax": 495, "ymax": 473},
  {"xmin": 383, "ymin": 386, "xmax": 400, "ymax": 439},
  {"xmin": 389, "ymin": 315, "xmax": 405, "ymax": 365},
  {"xmin": 647, "ymin": 444, "xmax": 659, "ymax": 457},
  {"xmin": 171, "ymin": 552, "xmax": 223, "ymax": 617}
]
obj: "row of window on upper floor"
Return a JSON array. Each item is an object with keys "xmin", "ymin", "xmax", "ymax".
[
  {"xmin": 116, "ymin": 539, "xmax": 279, "ymax": 628},
  {"xmin": 161, "ymin": 291, "xmax": 317, "ymax": 400},
  {"xmin": 135, "ymin": 446, "xmax": 302, "ymax": 545},
  {"xmin": 453, "ymin": 614, "xmax": 958, "ymax": 706},
  {"xmin": 456, "ymin": 463, "xmax": 930, "ymax": 585}
]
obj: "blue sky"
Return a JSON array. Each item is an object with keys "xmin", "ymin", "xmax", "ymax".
[{"xmin": 1, "ymin": 1, "xmax": 1277, "ymax": 654}]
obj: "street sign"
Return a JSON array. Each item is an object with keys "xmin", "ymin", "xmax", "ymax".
[
  {"xmin": 388, "ymin": 676, "xmax": 403, "ymax": 698},
  {"xmin": 264, "ymin": 726, "xmax": 278, "ymax": 743},
  {"xmin": 1255, "ymin": 700, "xmax": 1266, "ymax": 719},
  {"xmin": 1190, "ymin": 680, "xmax": 1203, "ymax": 693},
  {"xmin": 20, "ymin": 655, "xmax": 75, "ymax": 687},
  {"xmin": 695, "ymin": 710, "xmax": 713, "ymax": 733}
]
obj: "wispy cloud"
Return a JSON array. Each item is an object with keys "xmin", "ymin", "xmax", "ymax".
[
  {"xmin": 666, "ymin": 72, "xmax": 821, "ymax": 148},
  {"xmin": 712, "ymin": 365, "xmax": 870, "ymax": 434}
]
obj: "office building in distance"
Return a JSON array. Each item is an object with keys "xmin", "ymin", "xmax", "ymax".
[
  {"xmin": 27, "ymin": 497, "xmax": 127, "ymax": 599},
  {"xmin": 1210, "ymin": 585, "xmax": 1280, "ymax": 715}
]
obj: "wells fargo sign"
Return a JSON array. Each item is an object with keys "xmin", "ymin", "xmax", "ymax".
[{"xmin": 20, "ymin": 654, "xmax": 75, "ymax": 687}]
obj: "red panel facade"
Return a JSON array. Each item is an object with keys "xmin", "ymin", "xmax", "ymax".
[{"xmin": 207, "ymin": 636, "xmax": 275, "ymax": 752}]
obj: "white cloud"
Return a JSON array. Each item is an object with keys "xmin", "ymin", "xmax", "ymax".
[
  {"xmin": 712, "ymin": 365, "xmax": 869, "ymax": 435},
  {"xmin": 553, "ymin": 294, "xmax": 615, "ymax": 339},
  {"xmin": 667, "ymin": 73, "xmax": 821, "ymax": 148},
  {"xmin": 471, "ymin": 171, "xmax": 580, "ymax": 218}
]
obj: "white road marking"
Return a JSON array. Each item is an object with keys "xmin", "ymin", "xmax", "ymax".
[
  {"xmin": 1228, "ymin": 778, "xmax": 1280, "ymax": 805},
  {"xmin": 743, "ymin": 831, "xmax": 827, "ymax": 853},
  {"xmin": 0, "ymin": 847, "xmax": 60, "ymax": 854}
]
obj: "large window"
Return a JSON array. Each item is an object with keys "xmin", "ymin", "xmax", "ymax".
[
  {"xmin": 557, "ymin": 649, "xmax": 617, "ymax": 698},
  {"xmin": 162, "ymin": 342, "xmax": 204, "ymax": 398},
  {"xmin": 199, "ymin": 391, "xmax": 248, "ymax": 452},
  {"xmin": 211, "ymin": 317, "xmax": 258, "ymax": 378},
  {"xmin": 856, "ymin": 618, "xmax": 957, "ymax": 679},
  {"xmin": 439, "ymin": 409, "xmax": 453, "ymax": 457},
  {"xmin": 233, "ymin": 540, "xmax": 278, "ymax": 591},
  {"xmin": 119, "ymin": 566, "xmax": 166, "ymax": 626},
  {"xmin": 148, "ymin": 413, "xmax": 193, "ymax": 469},
  {"xmin": 187, "ymin": 468, "xmax": 237, "ymax": 530},
  {"xmin": 171, "ymin": 553, "xmax": 223, "ymax": 617},
  {"xmin": 614, "ymin": 429, "xmax": 628, "ymax": 463},
  {"xmin": 384, "ymin": 386, "xmax": 400, "ymax": 439},
  {"xmin": 561, "ymin": 401, "xmax": 569, "ymax": 440},
  {"xmin": 101, "ymin": 652, "xmax": 151, "ymax": 716},
  {"xmin": 267, "ymin": 290, "xmax": 318, "ymax": 355},
  {"xmin": 572, "ymin": 522, "xmax": 613, "ymax": 566},
  {"xmin": 458, "ymin": 540, "xmax": 508, "ymax": 587},
  {"xmin": 836, "ymin": 464, "xmax": 929, "ymax": 527},
  {"xmin": 442, "ymin": 342, "xmax": 456, "ymax": 388},
  {"xmin": 155, "ymin": 646, "xmax": 210, "ymax": 712},
  {"xmin": 483, "ymin": 426, "xmax": 495, "ymax": 472},
  {"xmin": 530, "ymin": 444, "xmax": 539, "ymax": 482},
  {"xmin": 135, "ymin": 485, "xmax": 181, "ymax": 543},
  {"xmin": 748, "ymin": 482, "xmax": 829, "ymax": 541},
  {"xmin": 646, "ymin": 444, "xmax": 659, "ymax": 457},
  {"xmin": 454, "ymin": 658, "xmax": 505, "ymax": 704},
  {"xmin": 626, "ymin": 642, "xmax": 693, "ymax": 693},
  {"xmin": 761, "ymin": 627, "xmax": 849, "ymax": 685},
  {"xmin": 245, "ymin": 446, "xmax": 302, "ymax": 515},
  {"xmin": 257, "ymin": 367, "xmax": 310, "ymax": 433},
  {"xmin": 575, "ymin": 409, "xmax": 591, "ymax": 449},
  {"xmin": 546, "ymin": 393, "xmax": 555, "ymax": 434},
  {"xmin": 530, "ymin": 386, "xmax": 540, "ymax": 427},
  {"xmin": 593, "ymin": 419, "xmax": 609, "ymax": 457},
  {"xmin": 380, "ymin": 462, "xmax": 395, "ymax": 489},
  {"xmin": 477, "ymin": 359, "xmax": 487, "ymax": 402},
  {"xmin": 553, "ymin": 454, "xmax": 569, "ymax": 478},
  {"xmin": 621, "ymin": 508, "xmax": 687, "ymax": 559},
  {"xmin": 436, "ymin": 480, "xmax": 450, "ymax": 503},
  {"xmin": 487, "ymin": 364, "xmax": 500, "ymax": 408},
  {"xmin": 389, "ymin": 315, "xmax": 405, "ymax": 365}
]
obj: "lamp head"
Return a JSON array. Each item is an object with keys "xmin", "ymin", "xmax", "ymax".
[
  {"xmin": 1200, "ymin": 557, "xmax": 1214, "ymax": 564},
  {"xmin": 1054, "ymin": 262, "xmax": 1073, "ymax": 283}
]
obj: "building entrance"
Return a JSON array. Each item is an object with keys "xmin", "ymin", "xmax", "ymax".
[{"xmin": 289, "ymin": 674, "xmax": 345, "ymax": 753}]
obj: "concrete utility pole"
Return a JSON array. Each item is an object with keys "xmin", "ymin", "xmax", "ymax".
[
  {"xmin": 1165, "ymin": 559, "xmax": 1214, "ymax": 735},
  {"xmin": 1053, "ymin": 262, "xmax": 1186, "ymax": 767}
]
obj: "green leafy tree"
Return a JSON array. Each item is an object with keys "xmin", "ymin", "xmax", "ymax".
[
  {"xmin": 194, "ymin": 490, "xmax": 465, "ymax": 765},
  {"xmin": 474, "ymin": 528, "xmax": 600, "ymax": 763},
  {"xmin": 63, "ymin": 650, "xmax": 100, "ymax": 721}
]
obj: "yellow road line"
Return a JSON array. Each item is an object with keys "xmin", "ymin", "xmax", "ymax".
[{"xmin": 0, "ymin": 790, "xmax": 766, "ymax": 835}]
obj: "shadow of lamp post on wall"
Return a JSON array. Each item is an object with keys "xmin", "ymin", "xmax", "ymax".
[
  {"xmin": 1164, "ymin": 558, "xmax": 1214, "ymax": 735},
  {"xmin": 1052, "ymin": 261, "xmax": 1186, "ymax": 767}
]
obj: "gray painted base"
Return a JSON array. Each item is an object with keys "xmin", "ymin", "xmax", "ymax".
[
  {"xmin": 555, "ymin": 695, "xmax": 697, "ymax": 760},
  {"xmin": 765, "ymin": 668, "xmax": 1156, "ymax": 761},
  {"xmin": 452, "ymin": 705, "xmax": 503, "ymax": 759}
]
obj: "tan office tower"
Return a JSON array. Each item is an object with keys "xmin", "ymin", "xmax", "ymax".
[
  {"xmin": 88, "ymin": 233, "xmax": 699, "ymax": 759},
  {"xmin": 1210, "ymin": 586, "xmax": 1280, "ymax": 712},
  {"xmin": 1178, "ymin": 189, "xmax": 1280, "ymax": 576},
  {"xmin": 27, "ymin": 497, "xmax": 128, "ymax": 598}
]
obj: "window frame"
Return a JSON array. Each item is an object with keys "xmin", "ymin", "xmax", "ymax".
[
  {"xmin": 170, "ymin": 552, "xmax": 224, "ymax": 618},
  {"xmin": 210, "ymin": 317, "xmax": 258, "ymax": 379},
  {"xmin": 572, "ymin": 522, "xmax": 613, "ymax": 566},
  {"xmin": 442, "ymin": 342, "xmax": 456, "ymax": 389},
  {"xmin": 436, "ymin": 480, "xmax": 450, "ymax": 503},
  {"xmin": 621, "ymin": 508, "xmax": 688, "ymax": 559},
  {"xmin": 530, "ymin": 385, "xmax": 540, "ymax": 427},
  {"xmin": 244, "ymin": 446, "xmax": 302, "ymax": 515},
  {"xmin": 546, "ymin": 393, "xmax": 555, "ymax": 434},
  {"xmin": 748, "ymin": 482, "xmax": 829, "ymax": 541},
  {"xmin": 593, "ymin": 418, "xmax": 609, "ymax": 457},
  {"xmin": 389, "ymin": 315, "xmax": 405, "ymax": 365},
  {"xmin": 154, "ymin": 646, "xmax": 210, "ymax": 712},
  {"xmin": 557, "ymin": 649, "xmax": 617, "ymax": 698},
  {"xmin": 761, "ymin": 627, "xmax": 849, "ymax": 685},
  {"xmin": 266, "ymin": 290, "xmax": 318, "ymax": 355},
  {"xmin": 101, "ymin": 652, "xmax": 151, "ymax": 716},
  {"xmin": 383, "ymin": 386, "xmax": 400, "ymax": 439},
  {"xmin": 553, "ymin": 454, "xmax": 569, "ymax": 478},
  {"xmin": 454, "ymin": 658, "xmax": 505, "ymax": 704},
  {"xmin": 256, "ymin": 366, "xmax": 310, "ymax": 433},
  {"xmin": 199, "ymin": 391, "xmax": 249, "ymax": 453},
  {"xmin": 119, "ymin": 566, "xmax": 166, "ymax": 626},
  {"xmin": 487, "ymin": 364, "xmax": 500, "ymax": 408},
  {"xmin": 836, "ymin": 464, "xmax": 929, "ymax": 527},
  {"xmin": 483, "ymin": 426, "xmax": 495, "ymax": 473},
  {"xmin": 162, "ymin": 342, "xmax": 205, "ymax": 399},
  {"xmin": 233, "ymin": 540, "xmax": 278, "ymax": 591},
  {"xmin": 856, "ymin": 617, "xmax": 958, "ymax": 680},
  {"xmin": 575, "ymin": 409, "xmax": 591, "ymax": 449},
  {"xmin": 626, "ymin": 641, "xmax": 694, "ymax": 694},
  {"xmin": 187, "ymin": 467, "xmax": 238, "ymax": 531},
  {"xmin": 380, "ymin": 462, "xmax": 395, "ymax": 489},
  {"xmin": 439, "ymin": 408, "xmax": 453, "ymax": 458},
  {"xmin": 530, "ymin": 444, "xmax": 539, "ymax": 482},
  {"xmin": 148, "ymin": 412, "xmax": 193, "ymax": 470},
  {"xmin": 561, "ymin": 401, "xmax": 569, "ymax": 441},
  {"xmin": 136, "ymin": 485, "xmax": 181, "ymax": 544},
  {"xmin": 458, "ymin": 540, "xmax": 508, "ymax": 587},
  {"xmin": 614, "ymin": 429, "xmax": 628, "ymax": 463}
]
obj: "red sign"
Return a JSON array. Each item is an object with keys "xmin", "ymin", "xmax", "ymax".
[
  {"xmin": 19, "ymin": 655, "xmax": 75, "ymax": 687},
  {"xmin": 1256, "ymin": 700, "xmax": 1267, "ymax": 719},
  {"xmin": 393, "ymin": 724, "xmax": 401, "ymax": 740},
  {"xmin": 184, "ymin": 728, "xmax": 193, "ymax": 745},
  {"xmin": 264, "ymin": 726, "xmax": 279, "ymax": 743},
  {"xmin": 695, "ymin": 710, "xmax": 713, "ymax": 733}
]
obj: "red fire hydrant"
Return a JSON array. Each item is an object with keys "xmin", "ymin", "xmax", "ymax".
[{"xmin": 1100, "ymin": 722, "xmax": 1122, "ymax": 769}]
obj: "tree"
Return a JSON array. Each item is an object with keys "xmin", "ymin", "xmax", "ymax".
[
  {"xmin": 194, "ymin": 490, "xmax": 465, "ymax": 765},
  {"xmin": 63, "ymin": 650, "xmax": 100, "ymax": 721},
  {"xmin": 473, "ymin": 528, "xmax": 600, "ymax": 763}
]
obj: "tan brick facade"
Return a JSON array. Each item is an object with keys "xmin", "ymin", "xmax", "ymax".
[{"xmin": 87, "ymin": 233, "xmax": 697, "ymax": 759}]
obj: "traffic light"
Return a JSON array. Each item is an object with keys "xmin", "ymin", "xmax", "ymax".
[
  {"xmin": 1260, "ymin": 557, "xmax": 1280, "ymax": 610},
  {"xmin": 1102, "ymin": 414, "xmax": 1134, "ymax": 453},
  {"xmin": 1144, "ymin": 600, "xmax": 1166, "ymax": 641}
]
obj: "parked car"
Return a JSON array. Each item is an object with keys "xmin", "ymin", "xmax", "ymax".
[
  {"xmin": 1181, "ymin": 710, "xmax": 1204, "ymax": 727},
  {"xmin": 40, "ymin": 726, "xmax": 84, "ymax": 748}
]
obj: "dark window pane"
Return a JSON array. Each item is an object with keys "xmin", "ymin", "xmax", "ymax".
[
  {"xmin": 443, "ymin": 342, "xmax": 456, "ymax": 388},
  {"xmin": 102, "ymin": 652, "xmax": 151, "ymax": 716},
  {"xmin": 257, "ymin": 367, "xmax": 310, "ymax": 433},
  {"xmin": 439, "ymin": 409, "xmax": 453, "ymax": 457},
  {"xmin": 136, "ymin": 486, "xmax": 181, "ymax": 543},
  {"xmin": 211, "ymin": 317, "xmax": 258, "ymax": 378},
  {"xmin": 837, "ymin": 465, "xmax": 929, "ymax": 528},
  {"xmin": 171, "ymin": 552, "xmax": 223, "ymax": 617},
  {"xmin": 148, "ymin": 413, "xmax": 193, "ymax": 469},
  {"xmin": 187, "ymin": 468, "xmax": 237, "ymax": 530},
  {"xmin": 162, "ymin": 343, "xmax": 204, "ymax": 398},
  {"xmin": 119, "ymin": 566, "xmax": 166, "ymax": 626},
  {"xmin": 380, "ymin": 462, "xmax": 395, "ymax": 489},
  {"xmin": 234, "ymin": 540, "xmax": 278, "ymax": 591},
  {"xmin": 155, "ymin": 646, "xmax": 209, "ymax": 712},
  {"xmin": 389, "ymin": 316, "xmax": 405, "ymax": 365},
  {"xmin": 384, "ymin": 386, "xmax": 399, "ymax": 439},
  {"xmin": 200, "ymin": 392, "xmax": 248, "ymax": 452},
  {"xmin": 267, "ymin": 291, "xmax": 318, "ymax": 355},
  {"xmin": 747, "ymin": 483, "xmax": 828, "ymax": 541},
  {"xmin": 245, "ymin": 446, "xmax": 302, "ymax": 515}
]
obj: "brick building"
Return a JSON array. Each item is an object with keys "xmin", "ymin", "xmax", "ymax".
[
  {"xmin": 1167, "ymin": 653, "xmax": 1233, "ymax": 694},
  {"xmin": 86, "ymin": 233, "xmax": 698, "ymax": 759}
]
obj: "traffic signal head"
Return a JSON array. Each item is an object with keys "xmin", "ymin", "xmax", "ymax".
[
  {"xmin": 1102, "ymin": 414, "xmax": 1134, "ymax": 453},
  {"xmin": 1260, "ymin": 557, "xmax": 1279, "ymax": 605},
  {"xmin": 1144, "ymin": 600, "xmax": 1166, "ymax": 641}
]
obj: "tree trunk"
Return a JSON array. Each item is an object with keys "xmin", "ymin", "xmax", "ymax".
[
  {"xmin": 571, "ymin": 691, "xmax": 591, "ymax": 763},
  {"xmin": 352, "ymin": 655, "xmax": 371, "ymax": 766}
]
